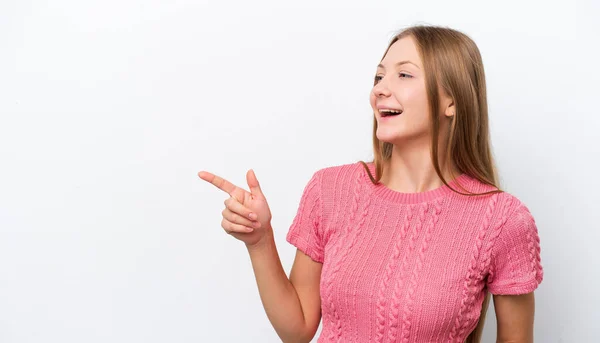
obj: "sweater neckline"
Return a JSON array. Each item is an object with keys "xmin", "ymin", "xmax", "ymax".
[{"xmin": 362, "ymin": 162, "xmax": 471, "ymax": 204}]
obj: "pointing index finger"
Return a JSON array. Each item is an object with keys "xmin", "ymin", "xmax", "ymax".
[{"xmin": 198, "ymin": 171, "xmax": 243, "ymax": 200}]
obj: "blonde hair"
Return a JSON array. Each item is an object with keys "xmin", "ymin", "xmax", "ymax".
[{"xmin": 361, "ymin": 25, "xmax": 503, "ymax": 342}]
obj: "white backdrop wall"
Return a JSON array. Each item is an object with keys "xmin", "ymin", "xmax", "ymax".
[{"xmin": 1, "ymin": 0, "xmax": 598, "ymax": 342}]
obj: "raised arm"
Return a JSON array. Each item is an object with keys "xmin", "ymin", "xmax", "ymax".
[{"xmin": 199, "ymin": 169, "xmax": 322, "ymax": 342}]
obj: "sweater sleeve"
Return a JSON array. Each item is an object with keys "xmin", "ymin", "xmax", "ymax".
[
  {"xmin": 486, "ymin": 202, "xmax": 544, "ymax": 295},
  {"xmin": 285, "ymin": 170, "xmax": 324, "ymax": 263}
]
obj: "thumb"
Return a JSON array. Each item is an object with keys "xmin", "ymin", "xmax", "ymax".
[{"xmin": 246, "ymin": 169, "xmax": 264, "ymax": 199}]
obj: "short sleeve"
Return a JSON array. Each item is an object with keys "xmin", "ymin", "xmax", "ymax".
[
  {"xmin": 285, "ymin": 170, "xmax": 324, "ymax": 263},
  {"xmin": 486, "ymin": 203, "xmax": 544, "ymax": 295}
]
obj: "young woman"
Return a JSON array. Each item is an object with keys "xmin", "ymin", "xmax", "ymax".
[{"xmin": 199, "ymin": 25, "xmax": 543, "ymax": 343}]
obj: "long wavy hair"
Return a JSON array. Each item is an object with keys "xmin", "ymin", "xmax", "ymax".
[{"xmin": 360, "ymin": 25, "xmax": 503, "ymax": 342}]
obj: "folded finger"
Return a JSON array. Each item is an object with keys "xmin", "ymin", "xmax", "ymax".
[
  {"xmin": 222, "ymin": 208, "xmax": 260, "ymax": 229},
  {"xmin": 224, "ymin": 196, "xmax": 258, "ymax": 221},
  {"xmin": 221, "ymin": 218, "xmax": 254, "ymax": 233}
]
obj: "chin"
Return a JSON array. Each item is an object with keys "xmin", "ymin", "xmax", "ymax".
[
  {"xmin": 376, "ymin": 128, "xmax": 407, "ymax": 143},
  {"xmin": 376, "ymin": 128, "xmax": 424, "ymax": 145},
  {"xmin": 376, "ymin": 135, "xmax": 404, "ymax": 146}
]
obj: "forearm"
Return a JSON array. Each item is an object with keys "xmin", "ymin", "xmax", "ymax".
[{"xmin": 246, "ymin": 230, "xmax": 310, "ymax": 343}]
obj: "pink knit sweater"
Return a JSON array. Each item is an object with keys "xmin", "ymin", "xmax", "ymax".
[{"xmin": 285, "ymin": 162, "xmax": 543, "ymax": 343}]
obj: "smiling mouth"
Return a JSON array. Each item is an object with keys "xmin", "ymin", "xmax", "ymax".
[{"xmin": 380, "ymin": 110, "xmax": 403, "ymax": 117}]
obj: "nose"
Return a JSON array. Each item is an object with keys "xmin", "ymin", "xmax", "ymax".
[{"xmin": 373, "ymin": 77, "xmax": 391, "ymax": 98}]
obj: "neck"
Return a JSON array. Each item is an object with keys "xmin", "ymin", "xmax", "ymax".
[{"xmin": 380, "ymin": 141, "xmax": 460, "ymax": 193}]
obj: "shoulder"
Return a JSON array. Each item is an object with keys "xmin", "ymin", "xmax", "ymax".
[
  {"xmin": 456, "ymin": 175, "xmax": 533, "ymax": 225},
  {"xmin": 497, "ymin": 192, "xmax": 537, "ymax": 237},
  {"xmin": 450, "ymin": 178, "xmax": 538, "ymax": 252},
  {"xmin": 315, "ymin": 160, "xmax": 365, "ymax": 175},
  {"xmin": 493, "ymin": 191, "xmax": 534, "ymax": 226},
  {"xmin": 312, "ymin": 161, "xmax": 368, "ymax": 185},
  {"xmin": 308, "ymin": 161, "xmax": 369, "ymax": 216},
  {"xmin": 483, "ymin": 191, "xmax": 539, "ymax": 259}
]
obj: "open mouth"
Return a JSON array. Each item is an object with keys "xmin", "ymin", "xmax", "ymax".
[{"xmin": 380, "ymin": 109, "xmax": 403, "ymax": 117}]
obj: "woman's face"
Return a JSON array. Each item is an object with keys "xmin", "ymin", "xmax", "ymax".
[{"xmin": 369, "ymin": 36, "xmax": 433, "ymax": 145}]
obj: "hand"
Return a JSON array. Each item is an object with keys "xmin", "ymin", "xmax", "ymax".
[{"xmin": 198, "ymin": 169, "xmax": 273, "ymax": 247}]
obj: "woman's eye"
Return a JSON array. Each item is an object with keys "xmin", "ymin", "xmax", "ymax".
[{"xmin": 374, "ymin": 73, "xmax": 412, "ymax": 83}]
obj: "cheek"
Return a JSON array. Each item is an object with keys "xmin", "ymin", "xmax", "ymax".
[
  {"xmin": 402, "ymin": 86, "xmax": 429, "ymax": 116},
  {"xmin": 400, "ymin": 86, "xmax": 424, "ymax": 106}
]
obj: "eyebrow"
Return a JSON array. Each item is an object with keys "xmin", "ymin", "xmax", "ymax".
[{"xmin": 377, "ymin": 60, "xmax": 420, "ymax": 70}]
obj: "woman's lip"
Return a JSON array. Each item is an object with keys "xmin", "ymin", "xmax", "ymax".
[{"xmin": 379, "ymin": 112, "xmax": 402, "ymax": 119}]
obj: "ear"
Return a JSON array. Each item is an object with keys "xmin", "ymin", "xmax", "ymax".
[{"xmin": 444, "ymin": 99, "xmax": 455, "ymax": 118}]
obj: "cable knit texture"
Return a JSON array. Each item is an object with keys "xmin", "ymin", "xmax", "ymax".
[{"xmin": 285, "ymin": 162, "xmax": 544, "ymax": 343}]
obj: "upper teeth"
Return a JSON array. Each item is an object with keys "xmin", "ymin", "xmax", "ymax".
[{"xmin": 380, "ymin": 109, "xmax": 401, "ymax": 114}]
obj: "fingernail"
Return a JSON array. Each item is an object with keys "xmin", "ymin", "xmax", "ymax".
[
  {"xmin": 246, "ymin": 227, "xmax": 254, "ymax": 232},
  {"xmin": 249, "ymin": 213, "xmax": 257, "ymax": 220}
]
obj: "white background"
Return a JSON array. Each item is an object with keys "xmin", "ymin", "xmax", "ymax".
[{"xmin": 1, "ymin": 0, "xmax": 598, "ymax": 342}]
